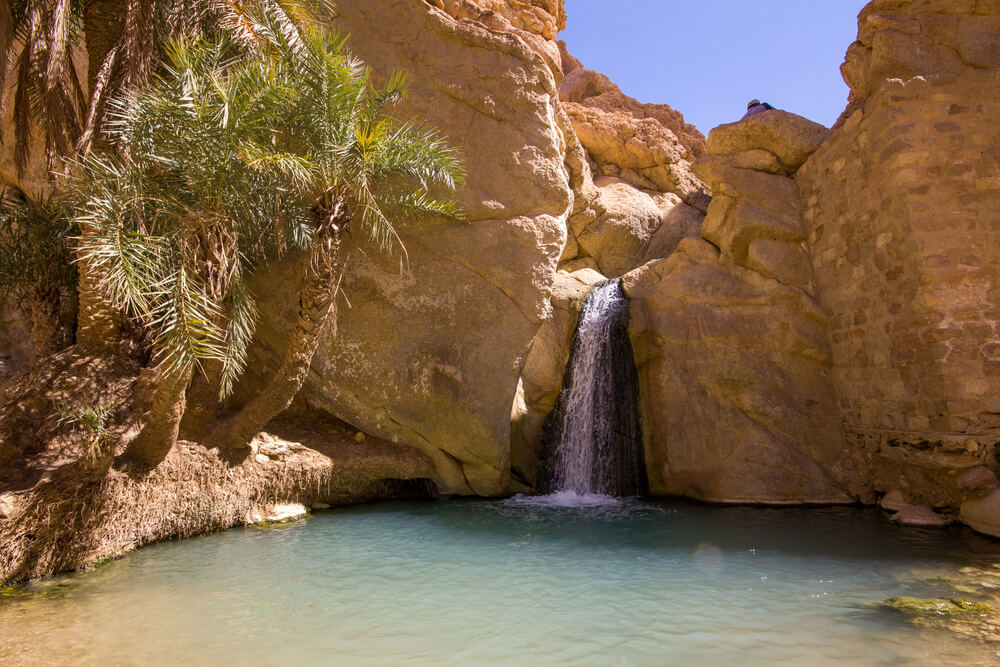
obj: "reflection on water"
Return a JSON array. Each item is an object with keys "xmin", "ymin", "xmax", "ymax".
[{"xmin": 2, "ymin": 499, "xmax": 1000, "ymax": 666}]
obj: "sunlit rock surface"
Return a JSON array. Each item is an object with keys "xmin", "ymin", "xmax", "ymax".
[
  {"xmin": 242, "ymin": 0, "xmax": 573, "ymax": 495},
  {"xmin": 797, "ymin": 0, "xmax": 1000, "ymax": 529}
]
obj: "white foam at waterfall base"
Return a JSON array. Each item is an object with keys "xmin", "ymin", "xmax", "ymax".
[{"xmin": 506, "ymin": 491, "xmax": 620, "ymax": 507}]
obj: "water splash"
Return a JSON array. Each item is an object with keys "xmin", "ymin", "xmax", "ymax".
[
  {"xmin": 506, "ymin": 491, "xmax": 620, "ymax": 508},
  {"xmin": 540, "ymin": 279, "xmax": 646, "ymax": 497}
]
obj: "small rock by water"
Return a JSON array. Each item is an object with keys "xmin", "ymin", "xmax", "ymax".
[{"xmin": 890, "ymin": 505, "xmax": 953, "ymax": 527}]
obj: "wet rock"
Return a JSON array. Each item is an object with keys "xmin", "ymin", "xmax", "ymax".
[
  {"xmin": 246, "ymin": 503, "xmax": 309, "ymax": 525},
  {"xmin": 956, "ymin": 467, "xmax": 1000, "ymax": 495},
  {"xmin": 961, "ymin": 490, "xmax": 1000, "ymax": 538},
  {"xmin": 880, "ymin": 489, "xmax": 910, "ymax": 512},
  {"xmin": 890, "ymin": 504, "xmax": 952, "ymax": 527}
]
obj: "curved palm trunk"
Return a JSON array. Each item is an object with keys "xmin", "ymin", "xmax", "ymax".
[
  {"xmin": 207, "ymin": 221, "xmax": 344, "ymax": 453},
  {"xmin": 117, "ymin": 363, "xmax": 192, "ymax": 472},
  {"xmin": 179, "ymin": 360, "xmax": 222, "ymax": 440}
]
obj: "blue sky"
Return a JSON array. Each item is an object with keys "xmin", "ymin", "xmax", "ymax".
[{"xmin": 560, "ymin": 1, "xmax": 869, "ymax": 134}]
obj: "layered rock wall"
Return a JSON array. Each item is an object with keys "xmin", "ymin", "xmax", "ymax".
[
  {"xmin": 556, "ymin": 43, "xmax": 708, "ymax": 279},
  {"xmin": 624, "ymin": 111, "xmax": 861, "ymax": 503},
  {"xmin": 797, "ymin": 0, "xmax": 1000, "ymax": 511}
]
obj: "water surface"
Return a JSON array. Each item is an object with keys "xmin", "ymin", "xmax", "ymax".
[{"xmin": 3, "ymin": 497, "xmax": 999, "ymax": 665}]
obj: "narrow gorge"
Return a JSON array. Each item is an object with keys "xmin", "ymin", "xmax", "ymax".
[{"xmin": 1, "ymin": 0, "xmax": 1000, "ymax": 662}]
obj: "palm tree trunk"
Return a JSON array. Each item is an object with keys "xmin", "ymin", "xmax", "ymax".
[
  {"xmin": 117, "ymin": 363, "xmax": 191, "ymax": 471},
  {"xmin": 179, "ymin": 360, "xmax": 222, "ymax": 440},
  {"xmin": 77, "ymin": 0, "xmax": 127, "ymax": 351},
  {"xmin": 74, "ymin": 246, "xmax": 121, "ymax": 351},
  {"xmin": 207, "ymin": 221, "xmax": 344, "ymax": 453},
  {"xmin": 82, "ymin": 0, "xmax": 126, "ymax": 93}
]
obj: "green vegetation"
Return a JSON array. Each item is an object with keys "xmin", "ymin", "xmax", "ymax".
[
  {"xmin": 62, "ymin": 4, "xmax": 463, "ymax": 468},
  {"xmin": 0, "ymin": 189, "xmax": 77, "ymax": 356},
  {"xmin": 882, "ymin": 596, "xmax": 995, "ymax": 616},
  {"xmin": 55, "ymin": 399, "xmax": 118, "ymax": 464}
]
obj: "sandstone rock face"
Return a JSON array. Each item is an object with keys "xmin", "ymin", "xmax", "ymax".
[
  {"xmin": 621, "ymin": 103, "xmax": 864, "ymax": 504},
  {"xmin": 841, "ymin": 0, "xmax": 1000, "ymax": 105},
  {"xmin": 555, "ymin": 43, "xmax": 707, "ymax": 279},
  {"xmin": 625, "ymin": 239, "xmax": 857, "ymax": 504},
  {"xmin": 574, "ymin": 177, "xmax": 702, "ymax": 279},
  {"xmin": 429, "ymin": 0, "xmax": 566, "ymax": 72},
  {"xmin": 559, "ymin": 43, "xmax": 705, "ymax": 158},
  {"xmin": 564, "ymin": 103, "xmax": 706, "ymax": 204},
  {"xmin": 242, "ymin": 0, "xmax": 573, "ymax": 496},
  {"xmin": 510, "ymin": 268, "xmax": 605, "ymax": 487},
  {"xmin": 797, "ymin": 0, "xmax": 1000, "ymax": 519}
]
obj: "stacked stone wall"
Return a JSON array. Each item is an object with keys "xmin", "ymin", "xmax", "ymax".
[{"xmin": 797, "ymin": 70, "xmax": 1000, "ymax": 490}]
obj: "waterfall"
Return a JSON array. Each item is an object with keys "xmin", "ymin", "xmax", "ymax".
[{"xmin": 540, "ymin": 279, "xmax": 647, "ymax": 497}]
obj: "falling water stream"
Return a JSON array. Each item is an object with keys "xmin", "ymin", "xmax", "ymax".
[{"xmin": 541, "ymin": 279, "xmax": 646, "ymax": 497}]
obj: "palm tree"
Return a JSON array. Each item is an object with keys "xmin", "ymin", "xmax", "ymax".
[
  {"xmin": 74, "ymin": 23, "xmax": 463, "ymax": 469},
  {"xmin": 1, "ymin": 0, "xmax": 336, "ymax": 351},
  {"xmin": 0, "ymin": 187, "xmax": 77, "ymax": 357}
]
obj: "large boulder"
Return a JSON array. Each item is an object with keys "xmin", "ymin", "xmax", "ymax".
[
  {"xmin": 574, "ymin": 177, "xmax": 702, "ymax": 278},
  {"xmin": 706, "ymin": 111, "xmax": 831, "ymax": 175},
  {"xmin": 961, "ymin": 490, "xmax": 1000, "ymax": 539},
  {"xmin": 692, "ymin": 110, "xmax": 825, "ymax": 295},
  {"xmin": 624, "ymin": 239, "xmax": 860, "ymax": 503},
  {"xmin": 240, "ymin": 0, "xmax": 573, "ymax": 496}
]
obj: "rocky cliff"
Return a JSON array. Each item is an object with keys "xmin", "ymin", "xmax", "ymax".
[
  {"xmin": 623, "ymin": 111, "xmax": 863, "ymax": 504},
  {"xmin": 2, "ymin": 0, "xmax": 999, "ymax": 536},
  {"xmin": 239, "ymin": 0, "xmax": 714, "ymax": 496},
  {"xmin": 797, "ymin": 0, "xmax": 1000, "ymax": 527},
  {"xmin": 238, "ymin": 0, "xmax": 574, "ymax": 496}
]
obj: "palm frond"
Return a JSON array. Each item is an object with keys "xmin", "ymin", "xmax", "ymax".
[
  {"xmin": 44, "ymin": 0, "xmax": 72, "ymax": 94},
  {"xmin": 122, "ymin": 0, "xmax": 157, "ymax": 90},
  {"xmin": 0, "ymin": 187, "xmax": 78, "ymax": 306},
  {"xmin": 151, "ymin": 261, "xmax": 226, "ymax": 377},
  {"xmin": 379, "ymin": 189, "xmax": 464, "ymax": 225},
  {"xmin": 218, "ymin": 273, "xmax": 258, "ymax": 397},
  {"xmin": 77, "ymin": 44, "xmax": 120, "ymax": 154},
  {"xmin": 13, "ymin": 44, "xmax": 34, "ymax": 172},
  {"xmin": 0, "ymin": 3, "xmax": 13, "ymax": 87}
]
